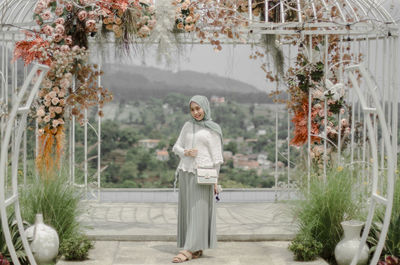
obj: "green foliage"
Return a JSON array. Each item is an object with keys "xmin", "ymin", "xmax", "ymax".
[
  {"xmin": 59, "ymin": 233, "xmax": 93, "ymax": 261},
  {"xmin": 369, "ymin": 175, "xmax": 400, "ymax": 258},
  {"xmin": 288, "ymin": 232, "xmax": 323, "ymax": 261},
  {"xmin": 19, "ymin": 171, "xmax": 83, "ymax": 249},
  {"xmin": 0, "ymin": 212, "xmax": 29, "ymax": 264},
  {"xmin": 292, "ymin": 167, "xmax": 361, "ymax": 260}
]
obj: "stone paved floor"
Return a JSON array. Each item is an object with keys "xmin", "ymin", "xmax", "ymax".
[
  {"xmin": 79, "ymin": 202, "xmax": 297, "ymax": 241},
  {"xmin": 56, "ymin": 202, "xmax": 330, "ymax": 265},
  {"xmin": 56, "ymin": 241, "xmax": 328, "ymax": 265}
]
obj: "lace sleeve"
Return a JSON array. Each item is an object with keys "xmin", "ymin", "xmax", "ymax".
[
  {"xmin": 210, "ymin": 130, "xmax": 224, "ymax": 166},
  {"xmin": 172, "ymin": 122, "xmax": 190, "ymax": 158}
]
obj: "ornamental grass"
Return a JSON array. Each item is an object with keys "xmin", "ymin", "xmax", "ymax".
[{"xmin": 292, "ymin": 166, "xmax": 362, "ymax": 261}]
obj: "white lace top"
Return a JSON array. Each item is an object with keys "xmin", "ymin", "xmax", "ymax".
[{"xmin": 173, "ymin": 121, "xmax": 223, "ymax": 173}]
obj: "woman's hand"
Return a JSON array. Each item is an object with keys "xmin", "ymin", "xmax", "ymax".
[
  {"xmin": 184, "ymin": 149, "xmax": 198, "ymax": 157},
  {"xmin": 214, "ymin": 183, "xmax": 219, "ymax": 195}
]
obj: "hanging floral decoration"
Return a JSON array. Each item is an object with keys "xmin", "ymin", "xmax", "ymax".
[
  {"xmin": 173, "ymin": 0, "xmax": 199, "ymax": 32},
  {"xmin": 283, "ymin": 35, "xmax": 358, "ymax": 167},
  {"xmin": 13, "ymin": 0, "xmax": 160, "ymax": 175}
]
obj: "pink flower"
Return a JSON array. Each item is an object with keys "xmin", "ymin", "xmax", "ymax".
[
  {"xmin": 59, "ymin": 99, "xmax": 65, "ymax": 106},
  {"xmin": 78, "ymin": 10, "xmax": 87, "ymax": 21},
  {"xmin": 36, "ymin": 1, "xmax": 46, "ymax": 11},
  {"xmin": 55, "ymin": 107, "xmax": 63, "ymax": 114},
  {"xmin": 148, "ymin": 19, "xmax": 156, "ymax": 28},
  {"xmin": 341, "ymin": 119, "xmax": 349, "ymax": 127},
  {"xmin": 65, "ymin": 36, "xmax": 73, "ymax": 45},
  {"xmin": 85, "ymin": 19, "xmax": 96, "ymax": 31},
  {"xmin": 38, "ymin": 128, "xmax": 44, "ymax": 136},
  {"xmin": 58, "ymin": 118, "xmax": 65, "ymax": 125},
  {"xmin": 40, "ymin": 10, "xmax": 51, "ymax": 20},
  {"xmin": 318, "ymin": 109, "xmax": 324, "ymax": 117},
  {"xmin": 72, "ymin": 45, "xmax": 80, "ymax": 52},
  {"xmin": 41, "ymin": 78, "xmax": 52, "ymax": 88},
  {"xmin": 51, "ymin": 97, "xmax": 60, "ymax": 105},
  {"xmin": 34, "ymin": 6, "xmax": 42, "ymax": 14},
  {"xmin": 55, "ymin": 17, "xmax": 65, "ymax": 25},
  {"xmin": 60, "ymin": 45, "xmax": 70, "ymax": 52},
  {"xmin": 36, "ymin": 108, "xmax": 45, "ymax": 117},
  {"xmin": 58, "ymin": 91, "xmax": 65, "ymax": 98},
  {"xmin": 55, "ymin": 6, "xmax": 64, "ymax": 16},
  {"xmin": 185, "ymin": 16, "xmax": 193, "ymax": 23},
  {"xmin": 52, "ymin": 86, "xmax": 60, "ymax": 93},
  {"xmin": 340, "ymin": 108, "xmax": 345, "ymax": 115},
  {"xmin": 55, "ymin": 24, "xmax": 65, "ymax": 34},
  {"xmin": 43, "ymin": 115, "xmax": 51, "ymax": 123},
  {"xmin": 42, "ymin": 25, "xmax": 53, "ymax": 36},
  {"xmin": 52, "ymin": 119, "xmax": 60, "ymax": 128},
  {"xmin": 65, "ymin": 2, "xmax": 73, "ymax": 11},
  {"xmin": 44, "ymin": 100, "xmax": 51, "ymax": 107},
  {"xmin": 88, "ymin": 11, "xmax": 96, "ymax": 19},
  {"xmin": 53, "ymin": 33, "xmax": 63, "ymax": 42},
  {"xmin": 138, "ymin": 25, "xmax": 150, "ymax": 36},
  {"xmin": 50, "ymin": 112, "xmax": 56, "ymax": 118},
  {"xmin": 60, "ymin": 78, "xmax": 70, "ymax": 89},
  {"xmin": 181, "ymin": 2, "xmax": 189, "ymax": 10},
  {"xmin": 64, "ymin": 73, "xmax": 72, "ymax": 81},
  {"xmin": 48, "ymin": 91, "xmax": 57, "ymax": 98}
]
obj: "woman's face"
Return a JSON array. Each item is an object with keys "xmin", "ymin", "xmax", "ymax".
[{"xmin": 190, "ymin": 101, "xmax": 205, "ymax": 121}]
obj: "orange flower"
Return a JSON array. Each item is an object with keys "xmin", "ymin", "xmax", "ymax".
[{"xmin": 290, "ymin": 99, "xmax": 321, "ymax": 146}]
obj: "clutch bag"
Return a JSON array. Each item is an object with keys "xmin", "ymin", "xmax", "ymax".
[{"xmin": 197, "ymin": 167, "xmax": 218, "ymax": 185}]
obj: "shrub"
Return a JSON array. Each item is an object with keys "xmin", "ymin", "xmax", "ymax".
[
  {"xmin": 19, "ymin": 170, "xmax": 83, "ymax": 248},
  {"xmin": 289, "ymin": 232, "xmax": 323, "ymax": 261},
  {"xmin": 369, "ymin": 174, "xmax": 400, "ymax": 258},
  {"xmin": 0, "ymin": 212, "xmax": 29, "ymax": 264},
  {"xmin": 292, "ymin": 166, "xmax": 361, "ymax": 261},
  {"xmin": 59, "ymin": 233, "xmax": 93, "ymax": 260}
]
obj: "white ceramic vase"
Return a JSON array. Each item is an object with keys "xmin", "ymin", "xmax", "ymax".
[
  {"xmin": 334, "ymin": 220, "xmax": 369, "ymax": 265},
  {"xmin": 25, "ymin": 214, "xmax": 59, "ymax": 265}
]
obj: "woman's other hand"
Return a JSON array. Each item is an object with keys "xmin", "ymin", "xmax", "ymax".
[
  {"xmin": 184, "ymin": 149, "xmax": 198, "ymax": 157},
  {"xmin": 214, "ymin": 183, "xmax": 219, "ymax": 195}
]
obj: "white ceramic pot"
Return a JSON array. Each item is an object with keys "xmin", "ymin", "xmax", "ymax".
[
  {"xmin": 25, "ymin": 214, "xmax": 59, "ymax": 265},
  {"xmin": 334, "ymin": 220, "xmax": 369, "ymax": 265}
]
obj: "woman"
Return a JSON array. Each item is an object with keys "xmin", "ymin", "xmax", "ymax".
[{"xmin": 172, "ymin": 95, "xmax": 223, "ymax": 263}]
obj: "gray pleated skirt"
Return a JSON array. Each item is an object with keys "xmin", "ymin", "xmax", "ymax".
[{"xmin": 177, "ymin": 169, "xmax": 217, "ymax": 252}]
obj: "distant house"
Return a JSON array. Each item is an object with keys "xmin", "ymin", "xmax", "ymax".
[
  {"xmin": 138, "ymin": 139, "xmax": 160, "ymax": 149},
  {"xmin": 234, "ymin": 160, "xmax": 260, "ymax": 170},
  {"xmin": 257, "ymin": 129, "xmax": 267, "ymax": 136},
  {"xmin": 210, "ymin": 96, "xmax": 225, "ymax": 104},
  {"xmin": 223, "ymin": 138, "xmax": 234, "ymax": 145},
  {"xmin": 156, "ymin": 149, "xmax": 169, "ymax": 161},
  {"xmin": 246, "ymin": 123, "xmax": 255, "ymax": 131},
  {"xmin": 223, "ymin": 151, "xmax": 233, "ymax": 160}
]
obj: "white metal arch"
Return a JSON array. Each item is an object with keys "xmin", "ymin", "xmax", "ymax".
[
  {"xmin": 0, "ymin": 1, "xmax": 398, "ymax": 265},
  {"xmin": 0, "ymin": 63, "xmax": 49, "ymax": 265}
]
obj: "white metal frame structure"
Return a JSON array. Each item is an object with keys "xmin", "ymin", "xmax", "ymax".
[
  {"xmin": 0, "ymin": 0, "xmax": 398, "ymax": 265},
  {"xmin": 0, "ymin": 64, "xmax": 49, "ymax": 265}
]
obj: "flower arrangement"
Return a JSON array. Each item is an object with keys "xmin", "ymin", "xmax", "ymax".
[
  {"xmin": 13, "ymin": 0, "xmax": 157, "ymax": 175},
  {"xmin": 283, "ymin": 36, "xmax": 356, "ymax": 167},
  {"xmin": 99, "ymin": 0, "xmax": 156, "ymax": 40},
  {"xmin": 173, "ymin": 0, "xmax": 199, "ymax": 32}
]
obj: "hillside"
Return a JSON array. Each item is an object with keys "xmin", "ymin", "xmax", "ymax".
[{"xmin": 101, "ymin": 63, "xmax": 274, "ymax": 103}]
